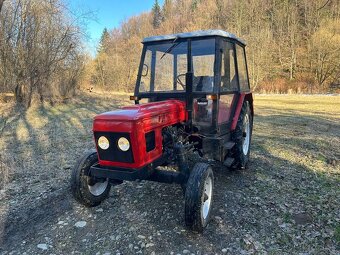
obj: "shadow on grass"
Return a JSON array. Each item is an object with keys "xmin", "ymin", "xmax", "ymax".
[{"xmin": 0, "ymin": 94, "xmax": 131, "ymax": 249}]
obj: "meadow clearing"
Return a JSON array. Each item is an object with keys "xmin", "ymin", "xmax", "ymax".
[{"xmin": 0, "ymin": 93, "xmax": 339, "ymax": 254}]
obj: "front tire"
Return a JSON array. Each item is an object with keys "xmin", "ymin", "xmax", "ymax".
[
  {"xmin": 184, "ymin": 163, "xmax": 214, "ymax": 233},
  {"xmin": 232, "ymin": 100, "xmax": 253, "ymax": 169},
  {"xmin": 71, "ymin": 150, "xmax": 111, "ymax": 207}
]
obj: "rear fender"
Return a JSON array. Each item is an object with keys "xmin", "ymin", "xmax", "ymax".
[{"xmin": 231, "ymin": 92, "xmax": 253, "ymax": 131}]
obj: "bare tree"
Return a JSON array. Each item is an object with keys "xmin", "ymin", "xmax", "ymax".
[
  {"xmin": 310, "ymin": 20, "xmax": 340, "ymax": 87},
  {"xmin": 85, "ymin": 0, "xmax": 340, "ymax": 94},
  {"xmin": 0, "ymin": 0, "xmax": 86, "ymax": 107}
]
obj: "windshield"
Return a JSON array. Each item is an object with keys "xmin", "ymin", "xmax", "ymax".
[{"xmin": 138, "ymin": 39, "xmax": 216, "ymax": 93}]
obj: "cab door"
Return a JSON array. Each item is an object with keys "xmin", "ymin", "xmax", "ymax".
[{"xmin": 217, "ymin": 40, "xmax": 239, "ymax": 134}]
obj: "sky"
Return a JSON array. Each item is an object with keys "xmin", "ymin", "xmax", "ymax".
[{"xmin": 69, "ymin": 0, "xmax": 164, "ymax": 55}]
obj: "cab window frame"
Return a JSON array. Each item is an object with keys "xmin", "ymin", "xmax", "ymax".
[
  {"xmin": 219, "ymin": 39, "xmax": 239, "ymax": 94},
  {"xmin": 235, "ymin": 43, "xmax": 250, "ymax": 92}
]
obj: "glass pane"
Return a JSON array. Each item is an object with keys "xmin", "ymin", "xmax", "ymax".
[
  {"xmin": 176, "ymin": 54, "xmax": 187, "ymax": 90},
  {"xmin": 192, "ymin": 39, "xmax": 215, "ymax": 92},
  {"xmin": 221, "ymin": 41, "xmax": 238, "ymax": 92},
  {"xmin": 139, "ymin": 50, "xmax": 151, "ymax": 92},
  {"xmin": 155, "ymin": 51, "xmax": 173, "ymax": 91},
  {"xmin": 236, "ymin": 45, "xmax": 249, "ymax": 91},
  {"xmin": 139, "ymin": 42, "xmax": 187, "ymax": 93},
  {"xmin": 193, "ymin": 99, "xmax": 213, "ymax": 127}
]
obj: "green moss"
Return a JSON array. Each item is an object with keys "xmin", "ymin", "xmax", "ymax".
[
  {"xmin": 335, "ymin": 225, "xmax": 340, "ymax": 244},
  {"xmin": 283, "ymin": 212, "xmax": 292, "ymax": 223}
]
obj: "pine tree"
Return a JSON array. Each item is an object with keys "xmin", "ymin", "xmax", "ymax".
[
  {"xmin": 162, "ymin": 0, "xmax": 173, "ymax": 19},
  {"xmin": 191, "ymin": 0, "xmax": 199, "ymax": 11},
  {"xmin": 97, "ymin": 28, "xmax": 110, "ymax": 54},
  {"xmin": 152, "ymin": 0, "xmax": 162, "ymax": 29}
]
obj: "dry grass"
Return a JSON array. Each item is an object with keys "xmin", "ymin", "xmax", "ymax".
[
  {"xmin": 0, "ymin": 93, "xmax": 339, "ymax": 201},
  {"xmin": 0, "ymin": 93, "xmax": 339, "ymax": 253},
  {"xmin": 0, "ymin": 92, "xmax": 131, "ymax": 188},
  {"xmin": 253, "ymin": 94, "xmax": 340, "ymax": 172}
]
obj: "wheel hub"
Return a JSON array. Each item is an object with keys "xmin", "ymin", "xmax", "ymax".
[
  {"xmin": 88, "ymin": 179, "xmax": 109, "ymax": 196},
  {"xmin": 201, "ymin": 175, "xmax": 213, "ymax": 220},
  {"xmin": 242, "ymin": 114, "xmax": 250, "ymax": 155}
]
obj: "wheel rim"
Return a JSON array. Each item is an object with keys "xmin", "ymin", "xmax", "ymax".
[
  {"xmin": 242, "ymin": 113, "xmax": 250, "ymax": 155},
  {"xmin": 201, "ymin": 175, "xmax": 213, "ymax": 220},
  {"xmin": 88, "ymin": 179, "xmax": 108, "ymax": 196}
]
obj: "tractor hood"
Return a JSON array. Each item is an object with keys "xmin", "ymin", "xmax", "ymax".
[
  {"xmin": 94, "ymin": 99, "xmax": 186, "ymax": 122},
  {"xmin": 92, "ymin": 99, "xmax": 186, "ymax": 169}
]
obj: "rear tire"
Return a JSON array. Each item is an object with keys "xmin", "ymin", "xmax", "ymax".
[
  {"xmin": 231, "ymin": 100, "xmax": 253, "ymax": 169},
  {"xmin": 184, "ymin": 163, "xmax": 214, "ymax": 233},
  {"xmin": 71, "ymin": 150, "xmax": 111, "ymax": 207}
]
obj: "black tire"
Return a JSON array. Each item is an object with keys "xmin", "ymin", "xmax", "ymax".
[
  {"xmin": 184, "ymin": 163, "xmax": 214, "ymax": 233},
  {"xmin": 71, "ymin": 150, "xmax": 111, "ymax": 207},
  {"xmin": 231, "ymin": 100, "xmax": 253, "ymax": 169}
]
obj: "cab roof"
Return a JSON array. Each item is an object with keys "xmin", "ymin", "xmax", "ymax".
[{"xmin": 142, "ymin": 29, "xmax": 246, "ymax": 46}]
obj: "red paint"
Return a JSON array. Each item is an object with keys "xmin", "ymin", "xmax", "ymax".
[
  {"xmin": 93, "ymin": 100, "xmax": 186, "ymax": 168},
  {"xmin": 230, "ymin": 92, "xmax": 253, "ymax": 130},
  {"xmin": 217, "ymin": 94, "xmax": 235, "ymax": 124}
]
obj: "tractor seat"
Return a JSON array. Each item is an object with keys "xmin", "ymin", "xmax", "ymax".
[{"xmin": 193, "ymin": 76, "xmax": 214, "ymax": 92}]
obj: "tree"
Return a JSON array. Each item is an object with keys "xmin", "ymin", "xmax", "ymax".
[
  {"xmin": 0, "ymin": 0, "xmax": 86, "ymax": 107},
  {"xmin": 310, "ymin": 20, "xmax": 340, "ymax": 87},
  {"xmin": 162, "ymin": 0, "xmax": 173, "ymax": 21},
  {"xmin": 83, "ymin": 0, "xmax": 340, "ymax": 94},
  {"xmin": 98, "ymin": 28, "xmax": 110, "ymax": 54},
  {"xmin": 191, "ymin": 0, "xmax": 199, "ymax": 11},
  {"xmin": 152, "ymin": 0, "xmax": 162, "ymax": 28}
]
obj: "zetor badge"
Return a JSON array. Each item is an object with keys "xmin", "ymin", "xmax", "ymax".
[{"xmin": 71, "ymin": 30, "xmax": 254, "ymax": 233}]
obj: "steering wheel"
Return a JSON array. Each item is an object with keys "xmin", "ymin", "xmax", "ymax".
[{"xmin": 176, "ymin": 74, "xmax": 186, "ymax": 89}]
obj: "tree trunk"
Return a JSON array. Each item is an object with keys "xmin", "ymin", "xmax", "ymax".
[
  {"xmin": 14, "ymin": 83, "xmax": 25, "ymax": 104},
  {"xmin": 290, "ymin": 50, "xmax": 295, "ymax": 80},
  {"xmin": 26, "ymin": 84, "xmax": 33, "ymax": 108}
]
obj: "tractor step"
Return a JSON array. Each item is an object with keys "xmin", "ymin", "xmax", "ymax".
[
  {"xmin": 223, "ymin": 142, "xmax": 235, "ymax": 150},
  {"xmin": 223, "ymin": 157, "xmax": 235, "ymax": 168}
]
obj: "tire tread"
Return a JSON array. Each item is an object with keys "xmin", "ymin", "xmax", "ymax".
[
  {"xmin": 184, "ymin": 162, "xmax": 214, "ymax": 232},
  {"xmin": 71, "ymin": 150, "xmax": 110, "ymax": 207}
]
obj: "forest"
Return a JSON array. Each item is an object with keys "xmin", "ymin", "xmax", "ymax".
[
  {"xmin": 0, "ymin": 0, "xmax": 85, "ymax": 107},
  {"xmin": 1, "ymin": 0, "xmax": 340, "ymax": 106}
]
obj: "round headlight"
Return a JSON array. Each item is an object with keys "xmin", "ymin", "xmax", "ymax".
[
  {"xmin": 117, "ymin": 137, "xmax": 130, "ymax": 151},
  {"xmin": 98, "ymin": 136, "xmax": 109, "ymax": 150}
]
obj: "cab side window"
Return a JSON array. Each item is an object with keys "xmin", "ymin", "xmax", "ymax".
[
  {"xmin": 140, "ymin": 49, "xmax": 152, "ymax": 92},
  {"xmin": 221, "ymin": 41, "xmax": 238, "ymax": 92},
  {"xmin": 236, "ymin": 45, "xmax": 250, "ymax": 91}
]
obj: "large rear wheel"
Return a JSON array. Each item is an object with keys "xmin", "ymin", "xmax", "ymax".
[
  {"xmin": 184, "ymin": 163, "xmax": 214, "ymax": 233},
  {"xmin": 232, "ymin": 100, "xmax": 253, "ymax": 169},
  {"xmin": 71, "ymin": 150, "xmax": 111, "ymax": 207}
]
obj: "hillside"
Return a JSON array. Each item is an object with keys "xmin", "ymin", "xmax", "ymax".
[{"xmin": 86, "ymin": 0, "xmax": 340, "ymax": 94}]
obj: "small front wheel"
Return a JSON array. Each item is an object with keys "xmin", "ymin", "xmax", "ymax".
[
  {"xmin": 71, "ymin": 150, "xmax": 111, "ymax": 207},
  {"xmin": 184, "ymin": 163, "xmax": 214, "ymax": 232}
]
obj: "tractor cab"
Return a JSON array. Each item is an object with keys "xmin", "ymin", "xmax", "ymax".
[{"xmin": 134, "ymin": 30, "xmax": 252, "ymax": 135}]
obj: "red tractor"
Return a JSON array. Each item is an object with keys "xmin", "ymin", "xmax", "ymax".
[{"xmin": 71, "ymin": 30, "xmax": 253, "ymax": 232}]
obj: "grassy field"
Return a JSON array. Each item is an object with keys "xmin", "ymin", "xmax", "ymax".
[{"xmin": 0, "ymin": 93, "xmax": 339, "ymax": 254}]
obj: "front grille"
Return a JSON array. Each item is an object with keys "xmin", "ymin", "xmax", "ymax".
[
  {"xmin": 94, "ymin": 132, "xmax": 134, "ymax": 163},
  {"xmin": 145, "ymin": 131, "xmax": 155, "ymax": 152}
]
